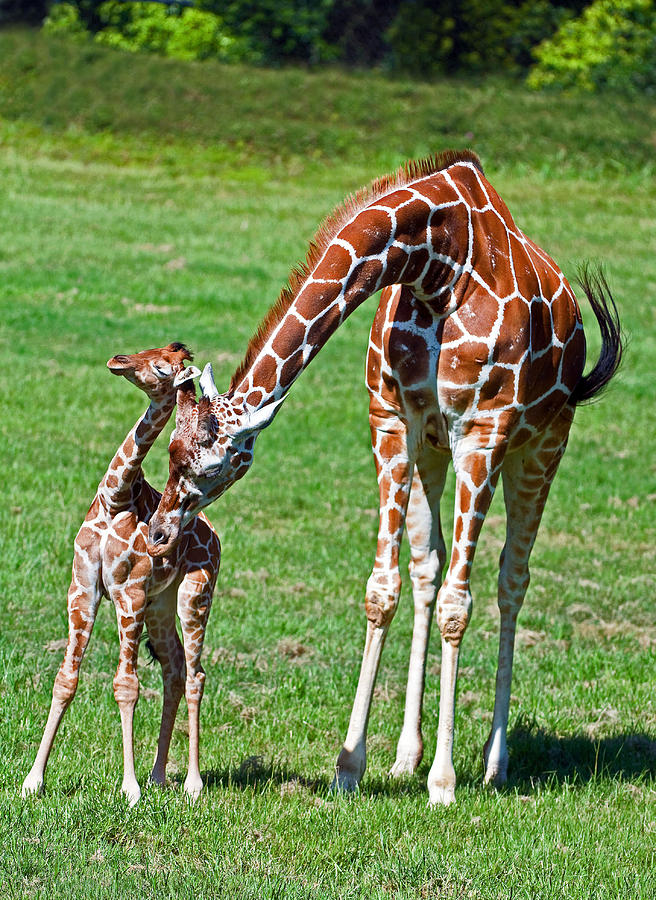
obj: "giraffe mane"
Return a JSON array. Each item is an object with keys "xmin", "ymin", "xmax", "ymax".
[{"xmin": 229, "ymin": 149, "xmax": 483, "ymax": 392}]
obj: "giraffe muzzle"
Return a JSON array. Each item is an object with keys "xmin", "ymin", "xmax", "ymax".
[{"xmin": 147, "ymin": 521, "xmax": 177, "ymax": 557}]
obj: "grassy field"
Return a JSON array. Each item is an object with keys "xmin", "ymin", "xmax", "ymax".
[{"xmin": 1, "ymin": 28, "xmax": 655, "ymax": 899}]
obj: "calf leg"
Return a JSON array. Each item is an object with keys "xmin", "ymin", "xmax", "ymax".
[{"xmin": 22, "ymin": 573, "xmax": 101, "ymax": 797}]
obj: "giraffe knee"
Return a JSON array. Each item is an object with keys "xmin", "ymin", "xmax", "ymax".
[
  {"xmin": 113, "ymin": 672, "xmax": 139, "ymax": 706},
  {"xmin": 364, "ymin": 571, "xmax": 401, "ymax": 628},
  {"xmin": 53, "ymin": 669, "xmax": 79, "ymax": 705},
  {"xmin": 185, "ymin": 670, "xmax": 206, "ymax": 705},
  {"xmin": 498, "ymin": 550, "xmax": 530, "ymax": 611},
  {"xmin": 436, "ymin": 584, "xmax": 472, "ymax": 644},
  {"xmin": 408, "ymin": 557, "xmax": 441, "ymax": 608}
]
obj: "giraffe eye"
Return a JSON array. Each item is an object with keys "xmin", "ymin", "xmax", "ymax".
[{"xmin": 154, "ymin": 364, "xmax": 172, "ymax": 378}]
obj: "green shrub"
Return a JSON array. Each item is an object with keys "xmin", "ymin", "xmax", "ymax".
[
  {"xmin": 385, "ymin": 0, "xmax": 577, "ymax": 75},
  {"xmin": 204, "ymin": 0, "xmax": 336, "ymax": 64},
  {"xmin": 528, "ymin": 0, "xmax": 656, "ymax": 91},
  {"xmin": 42, "ymin": 2, "xmax": 87, "ymax": 38},
  {"xmin": 44, "ymin": 2, "xmax": 249, "ymax": 62}
]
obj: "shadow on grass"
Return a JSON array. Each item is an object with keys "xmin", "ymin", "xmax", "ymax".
[
  {"xmin": 503, "ymin": 714, "xmax": 656, "ymax": 790},
  {"xmin": 199, "ymin": 720, "xmax": 655, "ymax": 799}
]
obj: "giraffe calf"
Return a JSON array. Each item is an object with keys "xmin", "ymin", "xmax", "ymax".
[{"xmin": 22, "ymin": 343, "xmax": 220, "ymax": 805}]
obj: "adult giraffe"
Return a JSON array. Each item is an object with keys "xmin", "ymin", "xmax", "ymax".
[{"xmin": 147, "ymin": 150, "xmax": 622, "ymax": 804}]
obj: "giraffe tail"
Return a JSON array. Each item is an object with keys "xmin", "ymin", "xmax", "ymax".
[
  {"xmin": 143, "ymin": 635, "xmax": 160, "ymax": 665},
  {"xmin": 571, "ymin": 264, "xmax": 625, "ymax": 404}
]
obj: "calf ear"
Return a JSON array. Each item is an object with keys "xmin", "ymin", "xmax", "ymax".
[
  {"xmin": 175, "ymin": 381, "xmax": 198, "ymax": 430},
  {"xmin": 196, "ymin": 399, "xmax": 218, "ymax": 446},
  {"xmin": 173, "ymin": 365, "xmax": 201, "ymax": 388}
]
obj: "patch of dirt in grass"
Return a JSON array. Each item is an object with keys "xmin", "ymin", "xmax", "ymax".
[
  {"xmin": 207, "ymin": 645, "xmax": 268, "ymax": 671},
  {"xmin": 373, "ymin": 680, "xmax": 399, "ymax": 702},
  {"xmin": 516, "ymin": 628, "xmax": 546, "ymax": 647},
  {"xmin": 585, "ymin": 705, "xmax": 621, "ymax": 738},
  {"xmin": 228, "ymin": 691, "xmax": 257, "ymax": 722},
  {"xmin": 45, "ymin": 637, "xmax": 68, "ymax": 652},
  {"xmin": 277, "ymin": 637, "xmax": 312, "ymax": 661},
  {"xmin": 568, "ymin": 602, "xmax": 656, "ymax": 646}
]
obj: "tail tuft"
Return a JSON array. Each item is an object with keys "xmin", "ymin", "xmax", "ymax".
[
  {"xmin": 143, "ymin": 636, "xmax": 160, "ymax": 665},
  {"xmin": 572, "ymin": 264, "xmax": 625, "ymax": 404}
]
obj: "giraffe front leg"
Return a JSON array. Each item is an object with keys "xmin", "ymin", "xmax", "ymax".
[
  {"xmin": 427, "ymin": 439, "xmax": 505, "ymax": 806},
  {"xmin": 332, "ymin": 418, "xmax": 412, "ymax": 793},
  {"xmin": 22, "ymin": 576, "xmax": 101, "ymax": 797},
  {"xmin": 178, "ymin": 573, "xmax": 213, "ymax": 801},
  {"xmin": 390, "ymin": 453, "xmax": 448, "ymax": 778},
  {"xmin": 111, "ymin": 583, "xmax": 147, "ymax": 806}
]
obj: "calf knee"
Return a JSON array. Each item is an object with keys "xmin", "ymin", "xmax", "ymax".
[
  {"xmin": 364, "ymin": 570, "xmax": 401, "ymax": 628},
  {"xmin": 185, "ymin": 670, "xmax": 206, "ymax": 706}
]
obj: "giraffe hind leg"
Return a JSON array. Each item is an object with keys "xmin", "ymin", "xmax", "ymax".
[
  {"xmin": 427, "ymin": 438, "xmax": 506, "ymax": 806},
  {"xmin": 22, "ymin": 560, "xmax": 102, "ymax": 799},
  {"xmin": 145, "ymin": 586, "xmax": 186, "ymax": 788},
  {"xmin": 483, "ymin": 414, "xmax": 572, "ymax": 786},
  {"xmin": 177, "ymin": 569, "xmax": 214, "ymax": 800}
]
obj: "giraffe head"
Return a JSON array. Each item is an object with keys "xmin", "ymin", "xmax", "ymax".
[
  {"xmin": 107, "ymin": 342, "xmax": 198, "ymax": 401},
  {"xmin": 147, "ymin": 363, "xmax": 285, "ymax": 556}
]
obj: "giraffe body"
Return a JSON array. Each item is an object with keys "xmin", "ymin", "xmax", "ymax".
[
  {"xmin": 147, "ymin": 153, "xmax": 622, "ymax": 803},
  {"xmin": 22, "ymin": 345, "xmax": 220, "ymax": 805}
]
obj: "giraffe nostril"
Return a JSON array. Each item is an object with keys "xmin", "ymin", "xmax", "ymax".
[{"xmin": 152, "ymin": 529, "xmax": 167, "ymax": 545}]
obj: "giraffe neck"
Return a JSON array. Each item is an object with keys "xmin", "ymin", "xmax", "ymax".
[
  {"xmin": 99, "ymin": 395, "xmax": 175, "ymax": 511},
  {"xmin": 231, "ymin": 171, "xmax": 470, "ymax": 409}
]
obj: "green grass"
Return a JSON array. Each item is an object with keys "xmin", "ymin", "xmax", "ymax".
[{"xmin": 1, "ymin": 28, "xmax": 655, "ymax": 900}]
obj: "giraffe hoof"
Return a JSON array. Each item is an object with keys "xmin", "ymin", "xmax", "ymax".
[
  {"xmin": 121, "ymin": 783, "xmax": 142, "ymax": 807},
  {"xmin": 330, "ymin": 769, "xmax": 361, "ymax": 794},
  {"xmin": 427, "ymin": 784, "xmax": 456, "ymax": 807},
  {"xmin": 183, "ymin": 776, "xmax": 203, "ymax": 801},
  {"xmin": 148, "ymin": 770, "xmax": 167, "ymax": 788},
  {"xmin": 389, "ymin": 756, "xmax": 420, "ymax": 778},
  {"xmin": 483, "ymin": 763, "xmax": 508, "ymax": 788},
  {"xmin": 21, "ymin": 772, "xmax": 44, "ymax": 798}
]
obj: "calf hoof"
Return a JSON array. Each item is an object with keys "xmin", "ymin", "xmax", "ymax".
[
  {"xmin": 21, "ymin": 772, "xmax": 44, "ymax": 799},
  {"xmin": 121, "ymin": 781, "xmax": 142, "ymax": 807}
]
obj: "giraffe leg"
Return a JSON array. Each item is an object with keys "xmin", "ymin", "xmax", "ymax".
[
  {"xmin": 332, "ymin": 419, "xmax": 412, "ymax": 793},
  {"xmin": 111, "ymin": 582, "xmax": 148, "ymax": 806},
  {"xmin": 177, "ymin": 571, "xmax": 214, "ymax": 801},
  {"xmin": 145, "ymin": 587, "xmax": 186, "ymax": 787},
  {"xmin": 427, "ymin": 438, "xmax": 506, "ymax": 806},
  {"xmin": 390, "ymin": 451, "xmax": 449, "ymax": 777},
  {"xmin": 483, "ymin": 413, "xmax": 572, "ymax": 786},
  {"xmin": 22, "ymin": 574, "xmax": 102, "ymax": 797}
]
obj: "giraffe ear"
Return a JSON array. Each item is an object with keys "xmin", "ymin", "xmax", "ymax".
[
  {"xmin": 196, "ymin": 399, "xmax": 218, "ymax": 446},
  {"xmin": 236, "ymin": 394, "xmax": 286, "ymax": 438},
  {"xmin": 173, "ymin": 365, "xmax": 201, "ymax": 388},
  {"xmin": 199, "ymin": 362, "xmax": 220, "ymax": 400},
  {"xmin": 175, "ymin": 380, "xmax": 197, "ymax": 428}
]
